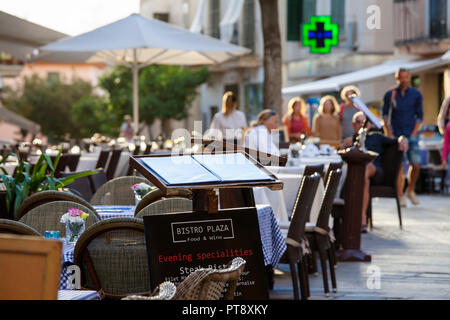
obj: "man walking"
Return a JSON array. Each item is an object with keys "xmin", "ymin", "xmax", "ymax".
[{"xmin": 383, "ymin": 68, "xmax": 423, "ymax": 206}]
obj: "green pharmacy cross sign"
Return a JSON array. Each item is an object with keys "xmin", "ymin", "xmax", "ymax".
[{"xmin": 302, "ymin": 16, "xmax": 339, "ymax": 54}]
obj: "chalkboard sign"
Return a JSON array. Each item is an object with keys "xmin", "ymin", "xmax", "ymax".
[{"xmin": 143, "ymin": 207, "xmax": 269, "ymax": 300}]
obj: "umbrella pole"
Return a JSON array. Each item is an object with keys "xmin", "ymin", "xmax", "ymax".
[{"xmin": 132, "ymin": 49, "xmax": 139, "ymax": 135}]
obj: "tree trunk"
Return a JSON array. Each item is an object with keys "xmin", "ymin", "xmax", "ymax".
[
  {"xmin": 161, "ymin": 118, "xmax": 172, "ymax": 139},
  {"xmin": 259, "ymin": 0, "xmax": 282, "ymax": 117}
]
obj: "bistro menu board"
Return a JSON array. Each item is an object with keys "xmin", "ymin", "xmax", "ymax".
[{"xmin": 143, "ymin": 207, "xmax": 269, "ymax": 300}]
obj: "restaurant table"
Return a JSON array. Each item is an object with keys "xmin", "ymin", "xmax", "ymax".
[
  {"xmin": 2, "ymin": 161, "xmax": 17, "ymax": 176},
  {"xmin": 253, "ymin": 156, "xmax": 346, "ymax": 225},
  {"xmin": 58, "ymin": 289, "xmax": 101, "ymax": 300},
  {"xmin": 59, "ymin": 204, "xmax": 286, "ymax": 290}
]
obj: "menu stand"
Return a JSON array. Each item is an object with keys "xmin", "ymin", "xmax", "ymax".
[
  {"xmin": 130, "ymin": 151, "xmax": 283, "ymax": 213},
  {"xmin": 130, "ymin": 151, "xmax": 283, "ymax": 299},
  {"xmin": 191, "ymin": 138, "xmax": 286, "ymax": 210},
  {"xmin": 336, "ymin": 147, "xmax": 376, "ymax": 262}
]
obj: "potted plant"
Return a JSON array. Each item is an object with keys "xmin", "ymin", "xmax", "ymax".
[{"xmin": 0, "ymin": 149, "xmax": 97, "ymax": 220}]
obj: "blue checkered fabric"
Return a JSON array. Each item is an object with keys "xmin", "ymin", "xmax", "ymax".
[
  {"xmin": 256, "ymin": 204, "xmax": 287, "ymax": 267},
  {"xmin": 94, "ymin": 205, "xmax": 135, "ymax": 220}
]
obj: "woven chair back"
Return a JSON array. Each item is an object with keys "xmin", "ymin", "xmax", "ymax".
[
  {"xmin": 288, "ymin": 173, "xmax": 321, "ymax": 243},
  {"xmin": 90, "ymin": 176, "xmax": 150, "ymax": 206},
  {"xmin": 303, "ymin": 164, "xmax": 325, "ymax": 178},
  {"xmin": 19, "ymin": 201, "xmax": 99, "ymax": 236},
  {"xmin": 16, "ymin": 190, "xmax": 97, "ymax": 221},
  {"xmin": 173, "ymin": 257, "xmax": 246, "ymax": 300},
  {"xmin": 316, "ymin": 169, "xmax": 342, "ymax": 232},
  {"xmin": 135, "ymin": 198, "xmax": 193, "ymax": 218},
  {"xmin": 0, "ymin": 218, "xmax": 42, "ymax": 236},
  {"xmin": 74, "ymin": 218, "xmax": 150, "ymax": 299}
]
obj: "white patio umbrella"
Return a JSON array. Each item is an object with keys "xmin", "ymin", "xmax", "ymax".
[{"xmin": 39, "ymin": 13, "xmax": 250, "ymax": 131}]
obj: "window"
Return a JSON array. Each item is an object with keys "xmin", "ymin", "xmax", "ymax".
[
  {"xmin": 47, "ymin": 72, "xmax": 59, "ymax": 85},
  {"xmin": 429, "ymin": 0, "xmax": 447, "ymax": 38},
  {"xmin": 331, "ymin": 0, "xmax": 345, "ymax": 36},
  {"xmin": 243, "ymin": 0, "xmax": 255, "ymax": 52},
  {"xmin": 153, "ymin": 13, "xmax": 169, "ymax": 22},
  {"xmin": 287, "ymin": 0, "xmax": 316, "ymax": 41},
  {"xmin": 209, "ymin": 0, "xmax": 220, "ymax": 39}
]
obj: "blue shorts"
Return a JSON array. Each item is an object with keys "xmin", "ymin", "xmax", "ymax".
[{"xmin": 405, "ymin": 136, "xmax": 421, "ymax": 165}]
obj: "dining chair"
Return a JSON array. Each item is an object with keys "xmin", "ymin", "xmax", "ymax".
[
  {"xmin": 367, "ymin": 144, "xmax": 404, "ymax": 229},
  {"xmin": 172, "ymin": 257, "xmax": 246, "ymax": 300},
  {"xmin": 59, "ymin": 172, "xmax": 94, "ymax": 202},
  {"xmin": 126, "ymin": 145, "xmax": 142, "ymax": 175},
  {"xmin": 324, "ymin": 161, "xmax": 343, "ymax": 186},
  {"xmin": 0, "ymin": 218, "xmax": 42, "ymax": 236},
  {"xmin": 19, "ymin": 201, "xmax": 100, "ymax": 236},
  {"xmin": 67, "ymin": 154, "xmax": 81, "ymax": 172},
  {"xmin": 122, "ymin": 281, "xmax": 177, "ymax": 300},
  {"xmin": 305, "ymin": 169, "xmax": 342, "ymax": 296},
  {"xmin": 88, "ymin": 169, "xmax": 108, "ymax": 194},
  {"xmin": 303, "ymin": 164, "xmax": 325, "ymax": 179},
  {"xmin": 51, "ymin": 154, "xmax": 72, "ymax": 177},
  {"xmin": 134, "ymin": 188, "xmax": 193, "ymax": 216},
  {"xmin": 135, "ymin": 198, "xmax": 193, "ymax": 218},
  {"xmin": 90, "ymin": 176, "xmax": 151, "ymax": 206},
  {"xmin": 16, "ymin": 190, "xmax": 98, "ymax": 221},
  {"xmin": 105, "ymin": 148, "xmax": 123, "ymax": 180},
  {"xmin": 95, "ymin": 149, "xmax": 110, "ymax": 170},
  {"xmin": 0, "ymin": 234, "xmax": 62, "ymax": 300},
  {"xmin": 73, "ymin": 218, "xmax": 150, "ymax": 299},
  {"xmin": 278, "ymin": 173, "xmax": 321, "ymax": 300}
]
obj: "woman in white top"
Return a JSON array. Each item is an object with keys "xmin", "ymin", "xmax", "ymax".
[
  {"xmin": 210, "ymin": 91, "xmax": 247, "ymax": 142},
  {"xmin": 244, "ymin": 109, "xmax": 280, "ymax": 156}
]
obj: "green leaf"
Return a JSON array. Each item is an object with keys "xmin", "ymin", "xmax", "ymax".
[{"xmin": 57, "ymin": 170, "xmax": 98, "ymax": 188}]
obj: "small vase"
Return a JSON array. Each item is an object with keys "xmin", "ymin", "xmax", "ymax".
[
  {"xmin": 65, "ymin": 220, "xmax": 85, "ymax": 245},
  {"xmin": 135, "ymin": 194, "xmax": 142, "ymax": 206}
]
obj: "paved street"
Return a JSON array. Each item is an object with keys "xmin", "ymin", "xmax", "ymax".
[{"xmin": 270, "ymin": 194, "xmax": 450, "ymax": 300}]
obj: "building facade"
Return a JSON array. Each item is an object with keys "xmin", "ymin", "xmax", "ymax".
[{"xmin": 139, "ymin": 0, "xmax": 450, "ymax": 133}]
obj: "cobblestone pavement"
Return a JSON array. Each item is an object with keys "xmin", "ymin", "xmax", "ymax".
[{"xmin": 270, "ymin": 194, "xmax": 450, "ymax": 300}]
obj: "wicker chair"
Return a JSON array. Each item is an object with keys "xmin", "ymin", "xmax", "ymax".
[
  {"xmin": 73, "ymin": 218, "xmax": 150, "ymax": 299},
  {"xmin": 305, "ymin": 169, "xmax": 342, "ymax": 297},
  {"xmin": 0, "ymin": 218, "xmax": 42, "ymax": 236},
  {"xmin": 324, "ymin": 161, "xmax": 343, "ymax": 186},
  {"xmin": 135, "ymin": 198, "xmax": 193, "ymax": 218},
  {"xmin": 105, "ymin": 148, "xmax": 123, "ymax": 180},
  {"xmin": 59, "ymin": 172, "xmax": 94, "ymax": 202},
  {"xmin": 89, "ymin": 169, "xmax": 108, "ymax": 194},
  {"xmin": 19, "ymin": 201, "xmax": 100, "ymax": 236},
  {"xmin": 278, "ymin": 173, "xmax": 321, "ymax": 300},
  {"xmin": 172, "ymin": 257, "xmax": 246, "ymax": 300},
  {"xmin": 95, "ymin": 150, "xmax": 110, "ymax": 170},
  {"xmin": 90, "ymin": 176, "xmax": 151, "ymax": 206},
  {"xmin": 16, "ymin": 190, "xmax": 98, "ymax": 221},
  {"xmin": 134, "ymin": 188, "xmax": 192, "ymax": 215},
  {"xmin": 122, "ymin": 281, "xmax": 177, "ymax": 300},
  {"xmin": 303, "ymin": 164, "xmax": 325, "ymax": 179}
]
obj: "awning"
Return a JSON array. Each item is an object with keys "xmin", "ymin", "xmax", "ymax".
[
  {"xmin": 282, "ymin": 51, "xmax": 450, "ymax": 96},
  {"xmin": 0, "ymin": 106, "xmax": 41, "ymax": 134}
]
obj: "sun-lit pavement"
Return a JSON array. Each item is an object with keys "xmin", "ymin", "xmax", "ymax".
[{"xmin": 270, "ymin": 194, "xmax": 450, "ymax": 300}]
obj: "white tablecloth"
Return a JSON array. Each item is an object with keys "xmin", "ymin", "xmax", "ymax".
[
  {"xmin": 2, "ymin": 162, "xmax": 17, "ymax": 176},
  {"xmin": 254, "ymin": 155, "xmax": 345, "ymax": 226}
]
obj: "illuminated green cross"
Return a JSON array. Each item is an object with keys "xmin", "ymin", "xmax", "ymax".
[{"xmin": 302, "ymin": 16, "xmax": 339, "ymax": 54}]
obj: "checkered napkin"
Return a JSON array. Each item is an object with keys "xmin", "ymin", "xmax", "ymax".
[
  {"xmin": 94, "ymin": 205, "xmax": 136, "ymax": 220},
  {"xmin": 256, "ymin": 205, "xmax": 287, "ymax": 267},
  {"xmin": 59, "ymin": 244, "xmax": 75, "ymax": 289}
]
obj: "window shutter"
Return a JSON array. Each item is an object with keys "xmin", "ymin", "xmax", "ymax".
[{"xmin": 287, "ymin": 0, "xmax": 302, "ymax": 41}]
